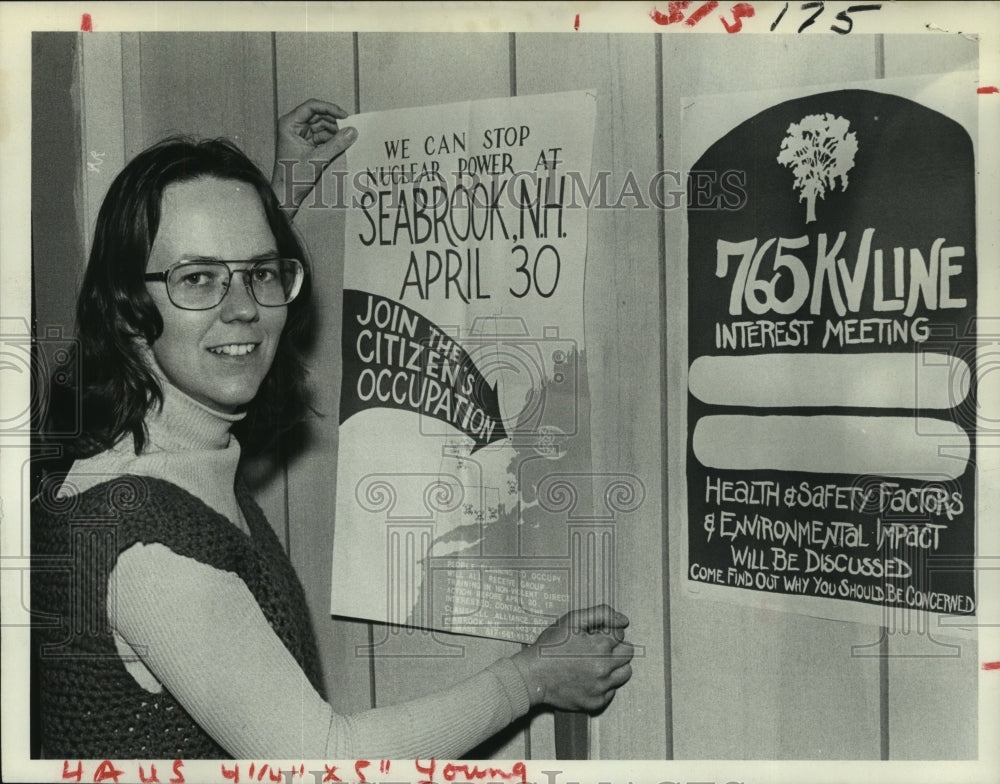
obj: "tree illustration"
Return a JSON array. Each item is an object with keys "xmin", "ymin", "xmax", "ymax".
[{"xmin": 777, "ymin": 113, "xmax": 858, "ymax": 223}]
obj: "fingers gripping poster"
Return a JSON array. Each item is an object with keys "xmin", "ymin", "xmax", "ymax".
[
  {"xmin": 682, "ymin": 73, "xmax": 978, "ymax": 626},
  {"xmin": 332, "ymin": 91, "xmax": 596, "ymax": 643}
]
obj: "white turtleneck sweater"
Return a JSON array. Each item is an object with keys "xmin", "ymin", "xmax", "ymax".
[{"xmin": 60, "ymin": 372, "xmax": 531, "ymax": 760}]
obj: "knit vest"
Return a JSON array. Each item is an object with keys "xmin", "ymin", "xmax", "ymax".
[{"xmin": 31, "ymin": 474, "xmax": 325, "ymax": 759}]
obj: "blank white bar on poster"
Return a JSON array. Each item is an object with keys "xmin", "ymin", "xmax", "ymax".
[
  {"xmin": 692, "ymin": 414, "xmax": 970, "ymax": 479},
  {"xmin": 688, "ymin": 353, "xmax": 970, "ymax": 410}
]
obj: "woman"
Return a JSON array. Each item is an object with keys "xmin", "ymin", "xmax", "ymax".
[{"xmin": 31, "ymin": 101, "xmax": 634, "ymax": 760}]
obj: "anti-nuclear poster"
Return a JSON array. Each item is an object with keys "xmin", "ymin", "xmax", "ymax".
[
  {"xmin": 682, "ymin": 72, "xmax": 978, "ymax": 625},
  {"xmin": 332, "ymin": 91, "xmax": 596, "ymax": 643}
]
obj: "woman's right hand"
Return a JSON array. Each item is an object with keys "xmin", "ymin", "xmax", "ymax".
[
  {"xmin": 271, "ymin": 98, "xmax": 357, "ymax": 216},
  {"xmin": 511, "ymin": 604, "xmax": 634, "ymax": 713}
]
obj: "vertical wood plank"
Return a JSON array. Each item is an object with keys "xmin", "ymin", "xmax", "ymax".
[
  {"xmin": 885, "ymin": 628, "xmax": 977, "ymax": 759},
  {"xmin": 881, "ymin": 34, "xmax": 979, "ymax": 760},
  {"xmin": 273, "ymin": 31, "xmax": 375, "ymax": 716},
  {"xmin": 135, "ymin": 33, "xmax": 276, "ymax": 174},
  {"xmin": 516, "ymin": 33, "xmax": 668, "ymax": 760},
  {"xmin": 883, "ymin": 33, "xmax": 978, "ymax": 78},
  {"xmin": 662, "ymin": 34, "xmax": 885, "ymax": 759},
  {"xmin": 79, "ymin": 33, "xmax": 126, "ymax": 257},
  {"xmin": 31, "ymin": 33, "xmax": 86, "ymax": 338},
  {"xmin": 353, "ymin": 32, "xmax": 530, "ymax": 760},
  {"xmin": 120, "ymin": 33, "xmax": 142, "ymax": 162},
  {"xmin": 357, "ymin": 34, "xmax": 511, "ymax": 110}
]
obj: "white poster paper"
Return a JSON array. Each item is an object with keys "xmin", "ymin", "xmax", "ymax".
[{"xmin": 332, "ymin": 90, "xmax": 596, "ymax": 642}]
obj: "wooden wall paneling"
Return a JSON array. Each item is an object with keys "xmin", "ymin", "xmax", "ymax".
[
  {"xmin": 355, "ymin": 33, "xmax": 531, "ymax": 760},
  {"xmin": 31, "ymin": 33, "xmax": 86, "ymax": 339},
  {"xmin": 356, "ymin": 33, "xmax": 512, "ymax": 112},
  {"xmin": 273, "ymin": 31, "xmax": 375, "ymax": 717},
  {"xmin": 662, "ymin": 34, "xmax": 885, "ymax": 759},
  {"xmin": 881, "ymin": 34, "xmax": 979, "ymax": 761},
  {"xmin": 120, "ymin": 34, "xmax": 142, "ymax": 163},
  {"xmin": 515, "ymin": 33, "xmax": 668, "ymax": 760},
  {"xmin": 883, "ymin": 625, "xmax": 977, "ymax": 759},
  {"xmin": 30, "ymin": 31, "xmax": 88, "ymax": 762},
  {"xmin": 883, "ymin": 33, "xmax": 979, "ymax": 79},
  {"xmin": 134, "ymin": 33, "xmax": 276, "ymax": 176},
  {"xmin": 79, "ymin": 33, "xmax": 126, "ymax": 260}
]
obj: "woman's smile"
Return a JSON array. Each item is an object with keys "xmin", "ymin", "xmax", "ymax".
[{"xmin": 207, "ymin": 342, "xmax": 260, "ymax": 357}]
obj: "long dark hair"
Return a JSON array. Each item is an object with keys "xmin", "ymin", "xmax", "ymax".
[{"xmin": 69, "ymin": 136, "xmax": 315, "ymax": 457}]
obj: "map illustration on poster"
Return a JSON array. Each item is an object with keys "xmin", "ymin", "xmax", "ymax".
[
  {"xmin": 683, "ymin": 74, "xmax": 978, "ymax": 623},
  {"xmin": 331, "ymin": 91, "xmax": 599, "ymax": 643}
]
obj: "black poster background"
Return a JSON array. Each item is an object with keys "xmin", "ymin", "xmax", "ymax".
[{"xmin": 686, "ymin": 89, "xmax": 977, "ymax": 614}]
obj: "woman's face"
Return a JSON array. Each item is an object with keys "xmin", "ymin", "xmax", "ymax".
[{"xmin": 145, "ymin": 177, "xmax": 287, "ymax": 413}]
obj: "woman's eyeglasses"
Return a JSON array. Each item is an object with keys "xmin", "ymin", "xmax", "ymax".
[{"xmin": 144, "ymin": 258, "xmax": 304, "ymax": 311}]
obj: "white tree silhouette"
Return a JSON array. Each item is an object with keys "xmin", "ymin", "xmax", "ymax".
[{"xmin": 777, "ymin": 113, "xmax": 858, "ymax": 223}]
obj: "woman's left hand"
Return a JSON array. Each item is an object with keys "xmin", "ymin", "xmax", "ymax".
[{"xmin": 271, "ymin": 98, "xmax": 358, "ymax": 216}]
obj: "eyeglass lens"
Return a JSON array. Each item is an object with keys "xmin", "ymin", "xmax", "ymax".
[{"xmin": 166, "ymin": 260, "xmax": 302, "ymax": 309}]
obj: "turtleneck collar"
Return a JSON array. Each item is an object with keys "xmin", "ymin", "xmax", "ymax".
[{"xmin": 143, "ymin": 362, "xmax": 246, "ymax": 453}]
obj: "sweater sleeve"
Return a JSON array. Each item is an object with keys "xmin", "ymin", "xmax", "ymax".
[{"xmin": 109, "ymin": 543, "xmax": 531, "ymax": 760}]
